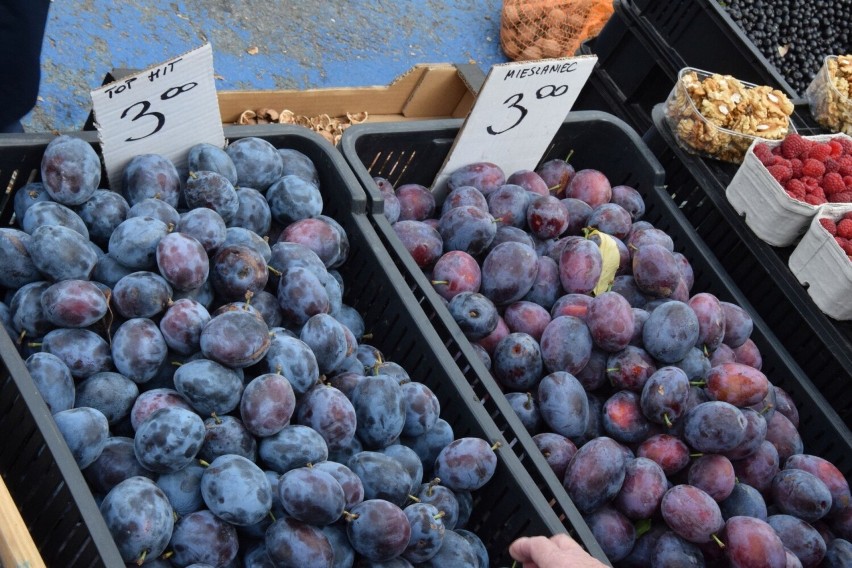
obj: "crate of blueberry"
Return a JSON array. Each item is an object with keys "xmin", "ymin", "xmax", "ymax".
[
  {"xmin": 0, "ymin": 125, "xmax": 593, "ymax": 566},
  {"xmin": 340, "ymin": 111, "xmax": 852, "ymax": 566}
]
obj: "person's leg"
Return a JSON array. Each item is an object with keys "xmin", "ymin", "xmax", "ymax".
[{"xmin": 0, "ymin": 0, "xmax": 51, "ymax": 132}]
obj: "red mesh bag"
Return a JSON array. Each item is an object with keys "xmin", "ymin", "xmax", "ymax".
[{"xmin": 500, "ymin": 0, "xmax": 614, "ymax": 61}]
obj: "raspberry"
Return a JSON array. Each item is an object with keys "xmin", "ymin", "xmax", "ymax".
[
  {"xmin": 844, "ymin": 211, "xmax": 852, "ymax": 222},
  {"xmin": 766, "ymin": 164, "xmax": 792, "ymax": 184},
  {"xmin": 828, "ymin": 191, "xmax": 852, "ymax": 203},
  {"xmin": 802, "ymin": 158, "xmax": 826, "ymax": 178},
  {"xmin": 825, "ymin": 158, "xmax": 840, "ymax": 174},
  {"xmin": 790, "ymin": 158, "xmax": 803, "ymax": 178},
  {"xmin": 829, "ymin": 139, "xmax": 844, "ymax": 158},
  {"xmin": 838, "ymin": 219, "xmax": 852, "ymax": 239},
  {"xmin": 835, "ymin": 236, "xmax": 846, "ymax": 249},
  {"xmin": 839, "ymin": 137, "xmax": 852, "ymax": 155},
  {"xmin": 785, "ymin": 179, "xmax": 806, "ymax": 197},
  {"xmin": 819, "ymin": 217, "xmax": 838, "ymax": 235},
  {"xmin": 802, "ymin": 176, "xmax": 820, "ymax": 187},
  {"xmin": 809, "ymin": 186, "xmax": 826, "ymax": 201},
  {"xmin": 808, "ymin": 143, "xmax": 833, "ymax": 162},
  {"xmin": 753, "ymin": 143, "xmax": 773, "ymax": 162},
  {"xmin": 846, "ymin": 175, "xmax": 852, "ymax": 190},
  {"xmin": 843, "ymin": 241, "xmax": 852, "ymax": 257},
  {"xmin": 837, "ymin": 155, "xmax": 852, "ymax": 176},
  {"xmin": 822, "ymin": 172, "xmax": 846, "ymax": 195},
  {"xmin": 804, "ymin": 195, "xmax": 824, "ymax": 205},
  {"xmin": 780, "ymin": 133, "xmax": 810, "ymax": 159}
]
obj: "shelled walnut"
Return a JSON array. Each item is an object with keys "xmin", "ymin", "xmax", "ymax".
[
  {"xmin": 664, "ymin": 69, "xmax": 794, "ymax": 163},
  {"xmin": 237, "ymin": 109, "xmax": 368, "ymax": 144},
  {"xmin": 806, "ymin": 55, "xmax": 852, "ymax": 136}
]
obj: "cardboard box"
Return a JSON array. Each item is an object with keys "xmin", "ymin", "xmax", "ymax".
[{"xmin": 84, "ymin": 63, "xmax": 483, "ymax": 130}]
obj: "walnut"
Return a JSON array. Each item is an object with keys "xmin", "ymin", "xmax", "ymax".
[
  {"xmin": 665, "ymin": 69, "xmax": 794, "ymax": 163},
  {"xmin": 807, "ymin": 55, "xmax": 852, "ymax": 135}
]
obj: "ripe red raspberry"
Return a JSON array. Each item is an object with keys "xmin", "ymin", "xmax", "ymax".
[
  {"xmin": 825, "ymin": 158, "xmax": 840, "ymax": 174},
  {"xmin": 780, "ymin": 133, "xmax": 810, "ymax": 159},
  {"xmin": 785, "ymin": 179, "xmax": 806, "ymax": 197},
  {"xmin": 837, "ymin": 155, "xmax": 852, "ymax": 176},
  {"xmin": 808, "ymin": 143, "xmax": 833, "ymax": 162},
  {"xmin": 753, "ymin": 143, "xmax": 773, "ymax": 162},
  {"xmin": 819, "ymin": 217, "xmax": 838, "ymax": 235},
  {"xmin": 802, "ymin": 176, "xmax": 820, "ymax": 188},
  {"xmin": 804, "ymin": 194, "xmax": 824, "ymax": 205},
  {"xmin": 843, "ymin": 241, "xmax": 852, "ymax": 256},
  {"xmin": 766, "ymin": 164, "xmax": 792, "ymax": 184},
  {"xmin": 835, "ymin": 236, "xmax": 846, "ymax": 249},
  {"xmin": 837, "ymin": 219, "xmax": 852, "ymax": 239},
  {"xmin": 828, "ymin": 191, "xmax": 852, "ymax": 203},
  {"xmin": 802, "ymin": 159, "xmax": 826, "ymax": 178},
  {"xmin": 822, "ymin": 172, "xmax": 846, "ymax": 195},
  {"xmin": 809, "ymin": 186, "xmax": 826, "ymax": 201},
  {"xmin": 845, "ymin": 175, "xmax": 852, "ymax": 190},
  {"xmin": 790, "ymin": 158, "xmax": 803, "ymax": 177},
  {"xmin": 829, "ymin": 139, "xmax": 844, "ymax": 158},
  {"xmin": 844, "ymin": 211, "xmax": 852, "ymax": 222},
  {"xmin": 839, "ymin": 136, "xmax": 852, "ymax": 154}
]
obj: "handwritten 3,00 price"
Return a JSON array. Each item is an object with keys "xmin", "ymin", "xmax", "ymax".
[
  {"xmin": 486, "ymin": 84, "xmax": 570, "ymax": 136},
  {"xmin": 118, "ymin": 82, "xmax": 199, "ymax": 142}
]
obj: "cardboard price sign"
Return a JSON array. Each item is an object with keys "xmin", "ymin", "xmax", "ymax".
[
  {"xmin": 431, "ymin": 56, "xmax": 596, "ymax": 200},
  {"xmin": 91, "ymin": 43, "xmax": 225, "ymax": 190}
]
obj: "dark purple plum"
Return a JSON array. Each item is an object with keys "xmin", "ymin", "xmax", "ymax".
[
  {"xmin": 201, "ymin": 309, "xmax": 270, "ymax": 368},
  {"xmin": 771, "ymin": 469, "xmax": 833, "ymax": 523},
  {"xmin": 267, "ymin": 174, "xmax": 323, "ymax": 224},
  {"xmin": 602, "ymin": 389, "xmax": 658, "ymax": 444},
  {"xmin": 487, "ymin": 184, "xmax": 530, "ymax": 229},
  {"xmin": 540, "ymin": 315, "xmax": 592, "ymax": 374},
  {"xmin": 537, "ymin": 371, "xmax": 589, "ymax": 438},
  {"xmin": 128, "ymin": 197, "xmax": 180, "ymax": 228},
  {"xmin": 134, "ymin": 405, "xmax": 205, "ymax": 473},
  {"xmin": 532, "ymin": 432, "xmax": 576, "ymax": 480},
  {"xmin": 440, "ymin": 185, "xmax": 489, "ymax": 215},
  {"xmin": 230, "ymin": 186, "xmax": 272, "ymax": 235},
  {"xmin": 198, "ymin": 414, "xmax": 257, "ymax": 462},
  {"xmin": 563, "ymin": 436, "xmax": 627, "ymax": 513},
  {"xmin": 607, "ymin": 345, "xmax": 657, "ymax": 392},
  {"xmin": 99, "ymin": 476, "xmax": 174, "ymax": 565},
  {"xmin": 587, "ymin": 291, "xmax": 634, "ymax": 352},
  {"xmin": 345, "ymin": 499, "xmax": 411, "ymax": 562},
  {"xmin": 507, "ymin": 168, "xmax": 549, "ymax": 195},
  {"xmin": 21, "ymin": 200, "xmax": 89, "ymax": 239},
  {"xmin": 430, "ymin": 251, "xmax": 481, "ymax": 301},
  {"xmin": 120, "ymin": 153, "xmax": 180, "ymax": 208},
  {"xmin": 201, "ymin": 453, "xmax": 272, "ymax": 526},
  {"xmin": 558, "ymin": 237, "xmax": 601, "ymax": 295},
  {"xmin": 210, "ymin": 243, "xmax": 268, "ymax": 301},
  {"xmin": 170, "ymin": 509, "xmax": 239, "ymax": 567},
  {"xmin": 225, "ymin": 136, "xmax": 284, "ymax": 191},
  {"xmin": 661, "ymin": 484, "xmax": 724, "ymax": 544},
  {"xmin": 632, "ymin": 243, "xmax": 682, "ymax": 298},
  {"xmin": 395, "ymin": 183, "xmax": 436, "ymax": 221},
  {"xmin": 258, "ymin": 424, "xmax": 328, "ymax": 473},
  {"xmin": 158, "ymin": 298, "xmax": 210, "ymax": 355},
  {"xmin": 565, "ymin": 168, "xmax": 612, "ymax": 208},
  {"xmin": 433, "ymin": 437, "xmax": 497, "ymax": 491},
  {"xmin": 448, "ymin": 162, "xmax": 506, "ymax": 196},
  {"xmin": 13, "ymin": 182, "xmax": 51, "ymax": 223},
  {"xmin": 480, "ymin": 241, "xmax": 539, "ymax": 305},
  {"xmin": 42, "ymin": 327, "xmax": 112, "ymax": 378},
  {"xmin": 643, "ymin": 300, "xmax": 700, "ymax": 364},
  {"xmin": 503, "ymin": 301, "xmax": 550, "ymax": 341},
  {"xmin": 721, "ymin": 301, "xmax": 754, "ymax": 349},
  {"xmin": 40, "ymin": 279, "xmax": 107, "ymax": 328},
  {"xmin": 640, "ymin": 366, "xmax": 690, "ymax": 427},
  {"xmin": 155, "ymin": 463, "xmax": 204, "ymax": 516},
  {"xmin": 447, "ymin": 291, "xmax": 498, "ymax": 341},
  {"xmin": 611, "ymin": 184, "xmax": 645, "ymax": 221},
  {"xmin": 585, "ymin": 505, "xmax": 636, "ymax": 562},
  {"xmin": 550, "ymin": 292, "xmax": 593, "ymax": 320},
  {"xmin": 184, "ymin": 170, "xmax": 239, "ymax": 223},
  {"xmin": 240, "ymin": 372, "xmax": 295, "ymax": 437},
  {"xmin": 278, "ymin": 466, "xmax": 345, "ymax": 526},
  {"xmin": 300, "ymin": 313, "xmax": 350, "ymax": 375},
  {"xmin": 280, "ymin": 217, "xmax": 347, "ymax": 268},
  {"xmin": 25, "ymin": 351, "xmax": 75, "ymax": 414},
  {"xmin": 723, "ymin": 516, "xmax": 787, "ymax": 568},
  {"xmin": 177, "ymin": 207, "xmax": 227, "ymax": 253},
  {"xmin": 28, "ymin": 224, "xmax": 97, "ymax": 281},
  {"xmin": 561, "ymin": 198, "xmax": 593, "ymax": 235},
  {"xmin": 588, "ymin": 202, "xmax": 632, "ymax": 239},
  {"xmin": 187, "ymin": 142, "xmax": 238, "ymax": 184},
  {"xmin": 521, "ymin": 255, "xmax": 560, "ymax": 310},
  {"xmin": 263, "ymin": 333, "xmax": 320, "ymax": 396},
  {"xmin": 174, "ymin": 357, "xmax": 244, "ymax": 416},
  {"xmin": 296, "ymin": 383, "xmax": 357, "ymax": 450},
  {"xmin": 0, "ymin": 229, "xmax": 40, "ymax": 289},
  {"xmin": 437, "ymin": 204, "xmax": 496, "ymax": 256},
  {"xmin": 40, "ymin": 135, "xmax": 100, "ymax": 206},
  {"xmin": 614, "ymin": 456, "xmax": 668, "ymax": 520},
  {"xmin": 350, "ymin": 374, "xmax": 406, "ymax": 450},
  {"xmin": 526, "ymin": 194, "xmax": 569, "ymax": 239},
  {"xmin": 767, "ymin": 514, "xmax": 826, "ymax": 567},
  {"xmin": 637, "ymin": 433, "xmax": 691, "ymax": 476},
  {"xmin": 784, "ymin": 454, "xmax": 851, "ymax": 515},
  {"xmin": 684, "ymin": 401, "xmax": 747, "ymax": 454},
  {"xmin": 765, "ymin": 411, "xmax": 804, "ymax": 463},
  {"xmin": 535, "ymin": 158, "xmax": 574, "ymax": 197},
  {"xmin": 75, "ymin": 371, "xmax": 139, "ymax": 425},
  {"xmin": 53, "ymin": 406, "xmax": 109, "ymax": 469},
  {"xmin": 279, "ymin": 148, "xmax": 319, "ymax": 186},
  {"xmin": 492, "ymin": 332, "xmax": 542, "ymax": 391},
  {"xmin": 112, "ymin": 271, "xmax": 172, "ymax": 319}
]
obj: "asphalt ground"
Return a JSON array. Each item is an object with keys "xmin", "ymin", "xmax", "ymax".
[{"xmin": 26, "ymin": 0, "xmax": 508, "ymax": 133}]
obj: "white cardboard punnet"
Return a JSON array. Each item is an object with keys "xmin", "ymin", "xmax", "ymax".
[
  {"xmin": 91, "ymin": 43, "xmax": 225, "ymax": 192},
  {"xmin": 789, "ymin": 204, "xmax": 852, "ymax": 321}
]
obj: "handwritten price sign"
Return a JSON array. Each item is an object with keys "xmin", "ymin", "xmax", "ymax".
[
  {"xmin": 432, "ymin": 56, "xmax": 596, "ymax": 200},
  {"xmin": 91, "ymin": 43, "xmax": 225, "ymax": 190}
]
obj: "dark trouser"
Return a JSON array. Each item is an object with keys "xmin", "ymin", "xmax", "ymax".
[{"xmin": 0, "ymin": 0, "xmax": 51, "ymax": 132}]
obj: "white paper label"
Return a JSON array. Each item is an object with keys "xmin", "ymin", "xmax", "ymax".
[
  {"xmin": 431, "ymin": 56, "xmax": 597, "ymax": 200},
  {"xmin": 91, "ymin": 43, "xmax": 225, "ymax": 190}
]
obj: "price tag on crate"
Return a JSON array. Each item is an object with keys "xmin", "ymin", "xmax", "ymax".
[
  {"xmin": 90, "ymin": 43, "xmax": 225, "ymax": 190},
  {"xmin": 431, "ymin": 56, "xmax": 596, "ymax": 200}
]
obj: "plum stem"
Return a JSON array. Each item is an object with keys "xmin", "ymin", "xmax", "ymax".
[
  {"xmin": 342, "ymin": 511, "xmax": 359, "ymax": 522},
  {"xmin": 431, "ymin": 280, "xmax": 449, "ymax": 286},
  {"xmin": 711, "ymin": 534, "xmax": 725, "ymax": 548},
  {"xmin": 565, "ymin": 149, "xmax": 575, "ymax": 162},
  {"xmin": 267, "ymin": 265, "xmax": 282, "ymax": 277},
  {"xmin": 491, "ymin": 441, "xmax": 503, "ymax": 451},
  {"xmin": 17, "ymin": 330, "xmax": 26, "ymax": 345},
  {"xmin": 689, "ymin": 453, "xmax": 703, "ymax": 458},
  {"xmin": 434, "ymin": 511, "xmax": 446, "ymax": 520},
  {"xmin": 663, "ymin": 413, "xmax": 673, "ymax": 428},
  {"xmin": 408, "ymin": 494, "xmax": 421, "ymax": 503},
  {"xmin": 362, "ymin": 332, "xmax": 374, "ymax": 340},
  {"xmin": 210, "ymin": 412, "xmax": 222, "ymax": 424},
  {"xmin": 135, "ymin": 549, "xmax": 148, "ymax": 566},
  {"xmin": 689, "ymin": 381, "xmax": 706, "ymax": 387},
  {"xmin": 198, "ymin": 459, "xmax": 210, "ymax": 467}
]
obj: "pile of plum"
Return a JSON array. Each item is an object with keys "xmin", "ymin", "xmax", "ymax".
[
  {"xmin": 375, "ymin": 159, "xmax": 852, "ymax": 567},
  {"xmin": 0, "ymin": 134, "xmax": 499, "ymax": 567}
]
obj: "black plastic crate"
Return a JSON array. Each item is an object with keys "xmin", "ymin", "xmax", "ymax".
[
  {"xmin": 340, "ymin": 112, "xmax": 852, "ymax": 486},
  {"xmin": 583, "ymin": 0, "xmax": 819, "ymax": 137},
  {"xmin": 626, "ymin": 0, "xmax": 799, "ymax": 97},
  {"xmin": 643, "ymin": 103, "xmax": 852, "ymax": 427},
  {"xmin": 0, "ymin": 126, "xmax": 596, "ymax": 566}
]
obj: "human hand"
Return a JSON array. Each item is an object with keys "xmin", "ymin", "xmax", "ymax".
[{"xmin": 508, "ymin": 533, "xmax": 607, "ymax": 568}]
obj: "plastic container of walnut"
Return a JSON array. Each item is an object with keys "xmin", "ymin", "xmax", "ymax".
[
  {"xmin": 806, "ymin": 54, "xmax": 852, "ymax": 136},
  {"xmin": 664, "ymin": 67, "xmax": 795, "ymax": 164}
]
